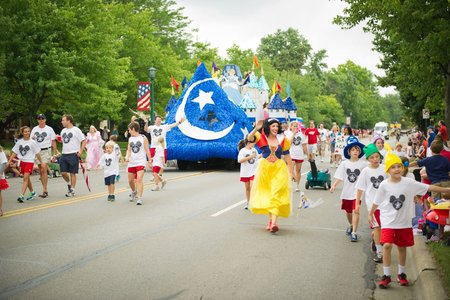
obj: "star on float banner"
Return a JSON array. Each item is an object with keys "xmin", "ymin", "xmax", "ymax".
[{"xmin": 175, "ymin": 78, "xmax": 235, "ymax": 141}]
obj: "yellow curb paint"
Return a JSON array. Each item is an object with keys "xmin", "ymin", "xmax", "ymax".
[{"xmin": 2, "ymin": 171, "xmax": 212, "ymax": 219}]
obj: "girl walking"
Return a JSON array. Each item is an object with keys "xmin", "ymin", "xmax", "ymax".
[
  {"xmin": 237, "ymin": 138, "xmax": 259, "ymax": 209},
  {"xmin": 8, "ymin": 126, "xmax": 42, "ymax": 202}
]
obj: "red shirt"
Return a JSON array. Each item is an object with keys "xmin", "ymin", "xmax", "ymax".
[
  {"xmin": 304, "ymin": 128, "xmax": 320, "ymax": 144},
  {"xmin": 439, "ymin": 125, "xmax": 448, "ymax": 141},
  {"xmin": 441, "ymin": 148, "xmax": 450, "ymax": 161}
]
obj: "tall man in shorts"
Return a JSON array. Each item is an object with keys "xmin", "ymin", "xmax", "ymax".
[
  {"xmin": 60, "ymin": 114, "xmax": 86, "ymax": 197},
  {"xmin": 304, "ymin": 120, "xmax": 320, "ymax": 162},
  {"xmin": 31, "ymin": 114, "xmax": 59, "ymax": 198}
]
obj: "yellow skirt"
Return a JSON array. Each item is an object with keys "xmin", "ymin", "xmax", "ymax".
[{"xmin": 249, "ymin": 158, "xmax": 292, "ymax": 218}]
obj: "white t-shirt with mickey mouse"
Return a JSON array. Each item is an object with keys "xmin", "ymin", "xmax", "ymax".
[
  {"xmin": 61, "ymin": 126, "xmax": 85, "ymax": 154},
  {"xmin": 31, "ymin": 125, "xmax": 56, "ymax": 149},
  {"xmin": 238, "ymin": 147, "xmax": 259, "ymax": 178},
  {"xmin": 12, "ymin": 139, "xmax": 41, "ymax": 163},
  {"xmin": 374, "ymin": 177, "xmax": 428, "ymax": 229},
  {"xmin": 0, "ymin": 151, "xmax": 8, "ymax": 178},
  {"xmin": 148, "ymin": 125, "xmax": 171, "ymax": 148},
  {"xmin": 99, "ymin": 152, "xmax": 118, "ymax": 178},
  {"xmin": 289, "ymin": 131, "xmax": 307, "ymax": 160},
  {"xmin": 127, "ymin": 135, "xmax": 147, "ymax": 168},
  {"xmin": 334, "ymin": 158, "xmax": 368, "ymax": 200},
  {"xmin": 113, "ymin": 143, "xmax": 121, "ymax": 175},
  {"xmin": 319, "ymin": 128, "xmax": 328, "ymax": 142},
  {"xmin": 153, "ymin": 145, "xmax": 165, "ymax": 168},
  {"xmin": 355, "ymin": 164, "xmax": 386, "ymax": 211}
]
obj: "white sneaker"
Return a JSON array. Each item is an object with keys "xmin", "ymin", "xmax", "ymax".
[
  {"xmin": 129, "ymin": 191, "xmax": 137, "ymax": 202},
  {"xmin": 295, "ymin": 186, "xmax": 300, "ymax": 192},
  {"xmin": 321, "ymin": 158, "xmax": 324, "ymax": 162},
  {"xmin": 161, "ymin": 180, "xmax": 167, "ymax": 189},
  {"xmin": 152, "ymin": 185, "xmax": 160, "ymax": 191},
  {"xmin": 136, "ymin": 198, "xmax": 143, "ymax": 205}
]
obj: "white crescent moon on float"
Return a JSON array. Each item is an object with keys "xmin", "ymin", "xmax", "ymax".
[{"xmin": 175, "ymin": 78, "xmax": 235, "ymax": 141}]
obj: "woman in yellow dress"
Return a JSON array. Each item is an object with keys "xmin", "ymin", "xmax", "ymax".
[{"xmin": 247, "ymin": 119, "xmax": 293, "ymax": 233}]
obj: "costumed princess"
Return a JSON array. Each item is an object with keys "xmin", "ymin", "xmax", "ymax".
[{"xmin": 247, "ymin": 119, "xmax": 293, "ymax": 233}]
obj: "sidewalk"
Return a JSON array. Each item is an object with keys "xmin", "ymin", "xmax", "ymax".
[{"xmin": 373, "ymin": 235, "xmax": 447, "ymax": 299}]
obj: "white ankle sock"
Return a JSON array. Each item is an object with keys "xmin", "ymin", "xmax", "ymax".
[{"xmin": 383, "ymin": 266, "xmax": 391, "ymax": 276}]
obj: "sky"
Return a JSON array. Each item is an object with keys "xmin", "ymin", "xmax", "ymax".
[{"xmin": 175, "ymin": 0, "xmax": 396, "ymax": 95}]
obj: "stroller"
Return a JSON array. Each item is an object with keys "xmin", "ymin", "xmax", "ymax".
[{"xmin": 305, "ymin": 160, "xmax": 331, "ymax": 190}]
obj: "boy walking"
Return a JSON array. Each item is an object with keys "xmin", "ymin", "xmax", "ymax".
[
  {"xmin": 98, "ymin": 141, "xmax": 118, "ymax": 201},
  {"xmin": 355, "ymin": 144, "xmax": 386, "ymax": 262},
  {"xmin": 369, "ymin": 152, "xmax": 450, "ymax": 288},
  {"xmin": 125, "ymin": 122, "xmax": 151, "ymax": 205},
  {"xmin": 330, "ymin": 136, "xmax": 366, "ymax": 242}
]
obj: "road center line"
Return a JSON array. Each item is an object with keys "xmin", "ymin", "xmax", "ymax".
[
  {"xmin": 210, "ymin": 170, "xmax": 311, "ymax": 218},
  {"xmin": 211, "ymin": 200, "xmax": 247, "ymax": 217}
]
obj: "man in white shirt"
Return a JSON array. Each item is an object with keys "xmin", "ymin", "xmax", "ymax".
[
  {"xmin": 147, "ymin": 115, "xmax": 185, "ymax": 176},
  {"xmin": 60, "ymin": 114, "xmax": 86, "ymax": 197},
  {"xmin": 31, "ymin": 114, "xmax": 59, "ymax": 198}
]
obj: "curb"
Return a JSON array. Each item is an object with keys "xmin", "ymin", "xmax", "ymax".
[{"xmin": 411, "ymin": 235, "xmax": 448, "ymax": 300}]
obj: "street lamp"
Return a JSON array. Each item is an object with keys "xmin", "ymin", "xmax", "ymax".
[{"xmin": 149, "ymin": 67, "xmax": 156, "ymax": 124}]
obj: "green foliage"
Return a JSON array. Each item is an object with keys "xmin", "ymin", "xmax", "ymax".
[
  {"xmin": 335, "ymin": 0, "xmax": 450, "ymax": 128},
  {"xmin": 257, "ymin": 28, "xmax": 312, "ymax": 73}
]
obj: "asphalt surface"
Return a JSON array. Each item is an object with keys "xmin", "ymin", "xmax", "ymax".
[{"xmin": 0, "ymin": 136, "xmax": 441, "ymax": 299}]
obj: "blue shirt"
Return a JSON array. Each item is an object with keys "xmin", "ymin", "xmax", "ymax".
[
  {"xmin": 418, "ymin": 155, "xmax": 450, "ymax": 184},
  {"xmin": 427, "ymin": 131, "xmax": 436, "ymax": 146}
]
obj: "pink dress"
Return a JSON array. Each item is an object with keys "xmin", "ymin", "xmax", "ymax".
[{"xmin": 86, "ymin": 132, "xmax": 104, "ymax": 169}]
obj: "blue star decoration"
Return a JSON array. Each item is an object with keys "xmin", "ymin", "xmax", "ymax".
[{"xmin": 166, "ymin": 63, "xmax": 253, "ymax": 160}]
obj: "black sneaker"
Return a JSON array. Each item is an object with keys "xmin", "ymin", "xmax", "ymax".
[
  {"xmin": 373, "ymin": 255, "xmax": 383, "ymax": 263},
  {"xmin": 346, "ymin": 226, "xmax": 353, "ymax": 235}
]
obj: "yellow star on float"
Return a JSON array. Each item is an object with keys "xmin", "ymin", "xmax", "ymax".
[{"xmin": 192, "ymin": 90, "xmax": 214, "ymax": 110}]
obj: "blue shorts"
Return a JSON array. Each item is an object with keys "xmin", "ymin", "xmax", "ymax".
[
  {"xmin": 104, "ymin": 175, "xmax": 116, "ymax": 186},
  {"xmin": 60, "ymin": 153, "xmax": 79, "ymax": 174}
]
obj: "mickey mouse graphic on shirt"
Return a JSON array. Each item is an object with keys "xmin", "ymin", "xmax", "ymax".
[
  {"xmin": 390, "ymin": 194, "xmax": 406, "ymax": 210},
  {"xmin": 370, "ymin": 175, "xmax": 384, "ymax": 189},
  {"xmin": 245, "ymin": 153, "xmax": 256, "ymax": 164},
  {"xmin": 62, "ymin": 132, "xmax": 73, "ymax": 143},
  {"xmin": 293, "ymin": 136, "xmax": 302, "ymax": 146},
  {"xmin": 130, "ymin": 141, "xmax": 142, "ymax": 154},
  {"xmin": 34, "ymin": 132, "xmax": 47, "ymax": 143},
  {"xmin": 153, "ymin": 128, "xmax": 163, "ymax": 137},
  {"xmin": 19, "ymin": 145, "xmax": 30, "ymax": 157},
  {"xmin": 346, "ymin": 168, "xmax": 361, "ymax": 183},
  {"xmin": 105, "ymin": 158, "xmax": 112, "ymax": 166}
]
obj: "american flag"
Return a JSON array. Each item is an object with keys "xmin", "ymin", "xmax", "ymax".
[{"xmin": 137, "ymin": 82, "xmax": 150, "ymax": 111}]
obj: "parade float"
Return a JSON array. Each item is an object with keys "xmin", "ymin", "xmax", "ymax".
[{"xmin": 165, "ymin": 63, "xmax": 253, "ymax": 170}]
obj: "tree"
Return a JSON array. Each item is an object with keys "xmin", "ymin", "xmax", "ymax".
[
  {"xmin": 257, "ymin": 28, "xmax": 312, "ymax": 73},
  {"xmin": 0, "ymin": 0, "xmax": 130, "ymax": 130},
  {"xmin": 334, "ymin": 0, "xmax": 450, "ymax": 129}
]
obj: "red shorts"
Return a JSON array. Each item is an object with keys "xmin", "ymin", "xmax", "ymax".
[
  {"xmin": 292, "ymin": 159, "xmax": 304, "ymax": 163},
  {"xmin": 370, "ymin": 209, "xmax": 381, "ymax": 229},
  {"xmin": 19, "ymin": 161, "xmax": 34, "ymax": 174},
  {"xmin": 150, "ymin": 148, "xmax": 168, "ymax": 163},
  {"xmin": 152, "ymin": 166, "xmax": 162, "ymax": 173},
  {"xmin": 240, "ymin": 175, "xmax": 255, "ymax": 182},
  {"xmin": 341, "ymin": 199, "xmax": 360, "ymax": 214},
  {"xmin": 128, "ymin": 166, "xmax": 145, "ymax": 179},
  {"xmin": 380, "ymin": 228, "xmax": 414, "ymax": 247}
]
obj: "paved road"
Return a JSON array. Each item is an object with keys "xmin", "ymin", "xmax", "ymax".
[{"xmin": 0, "ymin": 137, "xmax": 416, "ymax": 299}]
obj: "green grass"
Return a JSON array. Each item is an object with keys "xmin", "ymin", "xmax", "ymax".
[{"xmin": 427, "ymin": 233, "xmax": 450, "ymax": 297}]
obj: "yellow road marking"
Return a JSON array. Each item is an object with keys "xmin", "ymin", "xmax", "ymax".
[{"xmin": 1, "ymin": 171, "xmax": 211, "ymax": 219}]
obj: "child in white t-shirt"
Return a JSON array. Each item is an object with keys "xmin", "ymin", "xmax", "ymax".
[
  {"xmin": 237, "ymin": 138, "xmax": 259, "ymax": 209},
  {"xmin": 330, "ymin": 136, "xmax": 367, "ymax": 242},
  {"xmin": 0, "ymin": 145, "xmax": 9, "ymax": 216},
  {"xmin": 151, "ymin": 136, "xmax": 166, "ymax": 191},
  {"xmin": 98, "ymin": 141, "xmax": 118, "ymax": 201},
  {"xmin": 287, "ymin": 122, "xmax": 308, "ymax": 193},
  {"xmin": 355, "ymin": 143, "xmax": 386, "ymax": 262},
  {"xmin": 369, "ymin": 152, "xmax": 450, "ymax": 289},
  {"xmin": 8, "ymin": 126, "xmax": 42, "ymax": 202},
  {"xmin": 109, "ymin": 135, "xmax": 123, "ymax": 182}
]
